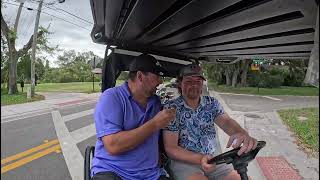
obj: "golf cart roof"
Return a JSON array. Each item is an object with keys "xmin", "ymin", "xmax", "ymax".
[{"xmin": 90, "ymin": 0, "xmax": 318, "ymax": 64}]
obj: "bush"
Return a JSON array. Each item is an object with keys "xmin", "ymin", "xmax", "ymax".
[
  {"xmin": 263, "ymin": 74, "xmax": 284, "ymax": 88},
  {"xmin": 247, "ymin": 71, "xmax": 283, "ymax": 88},
  {"xmin": 283, "ymin": 70, "xmax": 305, "ymax": 87},
  {"xmin": 247, "ymin": 74, "xmax": 259, "ymax": 87}
]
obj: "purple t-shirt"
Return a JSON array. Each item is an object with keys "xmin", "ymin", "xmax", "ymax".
[{"xmin": 91, "ymin": 82, "xmax": 162, "ymax": 180}]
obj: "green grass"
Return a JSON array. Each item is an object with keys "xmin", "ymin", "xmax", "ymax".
[
  {"xmin": 16, "ymin": 81, "xmax": 124, "ymax": 94},
  {"xmin": 1, "ymin": 81, "xmax": 125, "ymax": 105},
  {"xmin": 208, "ymin": 81, "xmax": 319, "ymax": 96},
  {"xmin": 278, "ymin": 108, "xmax": 319, "ymax": 157},
  {"xmin": 1, "ymin": 88, "xmax": 45, "ymax": 106}
]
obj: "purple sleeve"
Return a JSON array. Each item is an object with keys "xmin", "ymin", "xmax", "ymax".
[{"xmin": 94, "ymin": 88, "xmax": 124, "ymax": 139}]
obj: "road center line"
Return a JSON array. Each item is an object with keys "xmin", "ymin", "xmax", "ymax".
[
  {"xmin": 1, "ymin": 145, "xmax": 61, "ymax": 174},
  {"xmin": 1, "ymin": 139, "xmax": 59, "ymax": 165}
]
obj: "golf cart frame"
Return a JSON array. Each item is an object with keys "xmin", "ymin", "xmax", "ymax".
[{"xmin": 85, "ymin": 0, "xmax": 318, "ymax": 179}]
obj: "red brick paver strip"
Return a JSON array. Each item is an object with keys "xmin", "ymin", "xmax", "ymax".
[{"xmin": 256, "ymin": 156, "xmax": 302, "ymax": 180}]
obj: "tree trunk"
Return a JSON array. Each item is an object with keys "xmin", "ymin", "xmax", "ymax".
[
  {"xmin": 225, "ymin": 72, "xmax": 231, "ymax": 86},
  {"xmin": 8, "ymin": 49, "xmax": 18, "ymax": 94},
  {"xmin": 232, "ymin": 69, "xmax": 240, "ymax": 87},
  {"xmin": 240, "ymin": 60, "xmax": 251, "ymax": 87}
]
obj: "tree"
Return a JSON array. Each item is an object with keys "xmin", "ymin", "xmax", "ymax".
[
  {"xmin": 1, "ymin": 32, "xmax": 9, "ymax": 87},
  {"xmin": 231, "ymin": 62, "xmax": 241, "ymax": 87},
  {"xmin": 240, "ymin": 60, "xmax": 251, "ymax": 87},
  {"xmin": 55, "ymin": 50, "xmax": 102, "ymax": 82},
  {"xmin": 1, "ymin": 5, "xmax": 46, "ymax": 94},
  {"xmin": 45, "ymin": 60, "xmax": 50, "ymax": 69},
  {"xmin": 203, "ymin": 60, "xmax": 249, "ymax": 87}
]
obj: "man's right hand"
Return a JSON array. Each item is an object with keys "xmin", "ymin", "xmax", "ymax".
[
  {"xmin": 153, "ymin": 108, "xmax": 176, "ymax": 129},
  {"xmin": 201, "ymin": 155, "xmax": 216, "ymax": 173}
]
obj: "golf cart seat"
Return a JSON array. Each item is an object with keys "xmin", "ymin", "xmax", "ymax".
[
  {"xmin": 84, "ymin": 130, "xmax": 173, "ymax": 180},
  {"xmin": 84, "ymin": 146, "xmax": 95, "ymax": 180}
]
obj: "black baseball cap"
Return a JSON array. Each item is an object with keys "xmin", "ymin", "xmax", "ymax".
[{"xmin": 129, "ymin": 54, "xmax": 167, "ymax": 76}]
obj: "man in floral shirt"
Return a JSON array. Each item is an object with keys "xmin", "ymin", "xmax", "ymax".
[{"xmin": 163, "ymin": 64, "xmax": 257, "ymax": 180}]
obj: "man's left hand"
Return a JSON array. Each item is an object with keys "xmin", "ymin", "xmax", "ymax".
[{"xmin": 226, "ymin": 133, "xmax": 258, "ymax": 156}]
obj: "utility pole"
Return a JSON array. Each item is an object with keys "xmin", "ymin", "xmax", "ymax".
[
  {"xmin": 30, "ymin": 0, "xmax": 43, "ymax": 98},
  {"xmin": 92, "ymin": 56, "xmax": 96, "ymax": 92},
  {"xmin": 14, "ymin": 1, "xmax": 25, "ymax": 32}
]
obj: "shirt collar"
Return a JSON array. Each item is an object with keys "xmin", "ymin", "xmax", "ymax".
[
  {"xmin": 122, "ymin": 81, "xmax": 132, "ymax": 98},
  {"xmin": 179, "ymin": 95, "xmax": 205, "ymax": 110}
]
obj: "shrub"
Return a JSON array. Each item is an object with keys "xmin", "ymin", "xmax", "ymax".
[
  {"xmin": 247, "ymin": 71, "xmax": 283, "ymax": 88},
  {"xmin": 283, "ymin": 70, "xmax": 305, "ymax": 87},
  {"xmin": 264, "ymin": 74, "xmax": 284, "ymax": 88},
  {"xmin": 247, "ymin": 74, "xmax": 260, "ymax": 87}
]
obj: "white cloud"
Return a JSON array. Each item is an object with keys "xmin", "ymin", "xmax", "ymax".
[{"xmin": 2, "ymin": 0, "xmax": 106, "ymax": 66}]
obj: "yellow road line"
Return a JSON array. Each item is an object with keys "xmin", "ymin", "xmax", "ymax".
[
  {"xmin": 1, "ymin": 139, "xmax": 59, "ymax": 165},
  {"xmin": 1, "ymin": 144, "xmax": 61, "ymax": 174}
]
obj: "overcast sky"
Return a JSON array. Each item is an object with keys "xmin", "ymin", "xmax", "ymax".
[{"xmin": 2, "ymin": 0, "xmax": 106, "ymax": 67}]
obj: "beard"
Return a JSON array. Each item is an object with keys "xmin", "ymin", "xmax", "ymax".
[{"xmin": 185, "ymin": 88, "xmax": 202, "ymax": 99}]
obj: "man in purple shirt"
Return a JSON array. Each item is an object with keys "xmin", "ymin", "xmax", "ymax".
[{"xmin": 91, "ymin": 54, "xmax": 176, "ymax": 180}]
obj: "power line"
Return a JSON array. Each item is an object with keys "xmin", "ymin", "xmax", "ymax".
[
  {"xmin": 44, "ymin": 5, "xmax": 93, "ymax": 25},
  {"xmin": 41, "ymin": 11, "xmax": 91, "ymax": 31},
  {"xmin": 3, "ymin": 1, "xmax": 91, "ymax": 31},
  {"xmin": 24, "ymin": 0, "xmax": 93, "ymax": 25}
]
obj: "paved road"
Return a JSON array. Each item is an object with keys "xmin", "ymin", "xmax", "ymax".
[
  {"xmin": 218, "ymin": 93, "xmax": 319, "ymax": 112},
  {"xmin": 1, "ymin": 101, "xmax": 97, "ymax": 180},
  {"xmin": 1, "ymin": 90, "xmax": 318, "ymax": 180}
]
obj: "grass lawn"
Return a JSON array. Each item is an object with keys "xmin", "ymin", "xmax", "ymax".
[
  {"xmin": 16, "ymin": 81, "xmax": 124, "ymax": 93},
  {"xmin": 278, "ymin": 107, "xmax": 319, "ymax": 157},
  {"xmin": 208, "ymin": 81, "xmax": 319, "ymax": 96},
  {"xmin": 1, "ymin": 81, "xmax": 124, "ymax": 106},
  {"xmin": 1, "ymin": 88, "xmax": 45, "ymax": 106}
]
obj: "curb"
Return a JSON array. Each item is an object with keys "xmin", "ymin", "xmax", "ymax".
[
  {"xmin": 1, "ymin": 99, "xmax": 98, "ymax": 123},
  {"xmin": 1, "ymin": 108, "xmax": 54, "ymax": 123}
]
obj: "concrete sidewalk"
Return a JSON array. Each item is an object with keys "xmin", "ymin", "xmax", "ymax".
[
  {"xmin": 1, "ymin": 92, "xmax": 101, "ymax": 121},
  {"xmin": 210, "ymin": 90, "xmax": 319, "ymax": 180}
]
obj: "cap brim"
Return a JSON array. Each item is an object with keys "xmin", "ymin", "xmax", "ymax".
[
  {"xmin": 154, "ymin": 66, "xmax": 169, "ymax": 77},
  {"xmin": 186, "ymin": 74, "xmax": 206, "ymax": 80}
]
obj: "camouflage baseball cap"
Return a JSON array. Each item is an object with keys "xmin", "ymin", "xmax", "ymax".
[{"xmin": 179, "ymin": 64, "xmax": 206, "ymax": 80}]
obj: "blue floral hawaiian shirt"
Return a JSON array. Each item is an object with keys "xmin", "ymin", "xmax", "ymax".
[{"xmin": 164, "ymin": 96, "xmax": 224, "ymax": 155}]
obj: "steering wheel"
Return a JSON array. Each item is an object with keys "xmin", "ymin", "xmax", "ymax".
[{"xmin": 208, "ymin": 141, "xmax": 266, "ymax": 180}]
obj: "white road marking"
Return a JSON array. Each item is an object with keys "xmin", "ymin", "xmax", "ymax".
[
  {"xmin": 218, "ymin": 92, "xmax": 282, "ymax": 101},
  {"xmin": 51, "ymin": 111, "xmax": 84, "ymax": 180},
  {"xmin": 1, "ymin": 100, "xmax": 97, "ymax": 124},
  {"xmin": 218, "ymin": 92, "xmax": 256, "ymax": 96},
  {"xmin": 262, "ymin": 96, "xmax": 282, "ymax": 101},
  {"xmin": 1, "ymin": 111, "xmax": 51, "ymax": 124},
  {"xmin": 63, "ymin": 109, "xmax": 94, "ymax": 122},
  {"xmin": 70, "ymin": 124, "xmax": 96, "ymax": 143}
]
